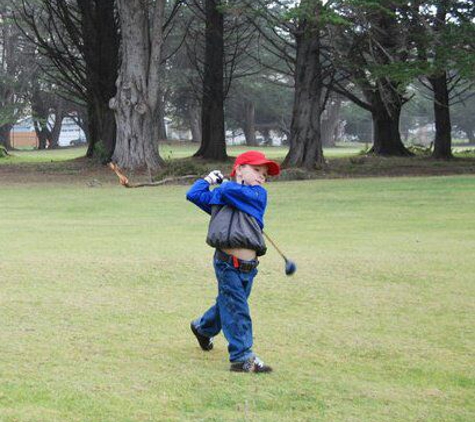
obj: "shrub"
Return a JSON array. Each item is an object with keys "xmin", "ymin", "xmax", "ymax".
[
  {"xmin": 93, "ymin": 141, "xmax": 109, "ymax": 163},
  {"xmin": 407, "ymin": 144, "xmax": 432, "ymax": 156},
  {"xmin": 0, "ymin": 146, "xmax": 9, "ymax": 158}
]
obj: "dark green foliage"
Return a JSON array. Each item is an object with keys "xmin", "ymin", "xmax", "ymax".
[
  {"xmin": 92, "ymin": 141, "xmax": 109, "ymax": 163},
  {"xmin": 0, "ymin": 145, "xmax": 9, "ymax": 157}
]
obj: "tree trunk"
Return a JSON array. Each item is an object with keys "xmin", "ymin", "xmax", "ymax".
[
  {"xmin": 429, "ymin": 72, "xmax": 452, "ymax": 159},
  {"xmin": 321, "ymin": 96, "xmax": 342, "ymax": 147},
  {"xmin": 31, "ymin": 89, "xmax": 51, "ymax": 150},
  {"xmin": 283, "ymin": 27, "xmax": 325, "ymax": 170},
  {"xmin": 49, "ymin": 108, "xmax": 65, "ymax": 149},
  {"xmin": 464, "ymin": 128, "xmax": 475, "ymax": 144},
  {"xmin": 77, "ymin": 106, "xmax": 90, "ymax": 143},
  {"xmin": 86, "ymin": 100, "xmax": 98, "ymax": 157},
  {"xmin": 194, "ymin": 0, "xmax": 227, "ymax": 161},
  {"xmin": 0, "ymin": 124, "xmax": 12, "ymax": 149},
  {"xmin": 242, "ymin": 100, "xmax": 257, "ymax": 146},
  {"xmin": 261, "ymin": 127, "xmax": 272, "ymax": 146},
  {"xmin": 79, "ymin": 0, "xmax": 119, "ymax": 161},
  {"xmin": 34, "ymin": 120, "xmax": 50, "ymax": 150},
  {"xmin": 112, "ymin": 0, "xmax": 165, "ymax": 170},
  {"xmin": 157, "ymin": 88, "xmax": 168, "ymax": 141},
  {"xmin": 86, "ymin": 98, "xmax": 116, "ymax": 159},
  {"xmin": 188, "ymin": 104, "xmax": 202, "ymax": 143},
  {"xmin": 370, "ymin": 93, "xmax": 411, "ymax": 156}
]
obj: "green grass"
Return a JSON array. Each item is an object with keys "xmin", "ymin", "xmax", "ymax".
[
  {"xmin": 159, "ymin": 142, "xmax": 362, "ymax": 161},
  {"xmin": 0, "ymin": 147, "xmax": 87, "ymax": 163},
  {"xmin": 1, "ymin": 175, "xmax": 474, "ymax": 421},
  {"xmin": 0, "ymin": 143, "xmax": 362, "ymax": 165},
  {"xmin": 3, "ymin": 142, "xmax": 473, "ymax": 167}
]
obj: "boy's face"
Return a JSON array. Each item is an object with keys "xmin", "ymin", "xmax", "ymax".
[{"xmin": 235, "ymin": 164, "xmax": 268, "ymax": 186}]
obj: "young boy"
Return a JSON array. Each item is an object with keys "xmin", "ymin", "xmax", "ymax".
[{"xmin": 186, "ymin": 151, "xmax": 280, "ymax": 373}]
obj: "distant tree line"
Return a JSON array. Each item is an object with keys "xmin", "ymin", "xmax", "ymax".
[{"xmin": 0, "ymin": 0, "xmax": 474, "ymax": 170}]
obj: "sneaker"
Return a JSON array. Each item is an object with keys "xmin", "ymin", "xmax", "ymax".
[
  {"xmin": 190, "ymin": 322, "xmax": 213, "ymax": 351},
  {"xmin": 230, "ymin": 356, "xmax": 273, "ymax": 373}
]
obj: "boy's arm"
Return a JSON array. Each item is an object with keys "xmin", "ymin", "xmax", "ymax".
[
  {"xmin": 186, "ymin": 179, "xmax": 214, "ymax": 214},
  {"xmin": 186, "ymin": 171, "xmax": 224, "ymax": 214},
  {"xmin": 219, "ymin": 182, "xmax": 267, "ymax": 221}
]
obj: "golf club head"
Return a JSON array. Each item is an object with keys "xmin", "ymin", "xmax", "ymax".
[{"xmin": 285, "ymin": 259, "xmax": 297, "ymax": 276}]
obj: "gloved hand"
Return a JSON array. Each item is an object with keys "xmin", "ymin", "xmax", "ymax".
[{"xmin": 204, "ymin": 170, "xmax": 224, "ymax": 185}]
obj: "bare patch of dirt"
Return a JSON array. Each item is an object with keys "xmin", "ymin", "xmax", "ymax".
[{"xmin": 0, "ymin": 158, "xmax": 155, "ymax": 186}]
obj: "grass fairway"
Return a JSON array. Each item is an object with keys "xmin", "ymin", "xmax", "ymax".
[{"xmin": 1, "ymin": 175, "xmax": 474, "ymax": 421}]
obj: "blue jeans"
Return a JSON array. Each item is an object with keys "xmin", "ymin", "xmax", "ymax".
[{"xmin": 193, "ymin": 256, "xmax": 258, "ymax": 362}]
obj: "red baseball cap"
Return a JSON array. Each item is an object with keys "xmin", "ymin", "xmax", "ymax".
[{"xmin": 230, "ymin": 150, "xmax": 281, "ymax": 177}]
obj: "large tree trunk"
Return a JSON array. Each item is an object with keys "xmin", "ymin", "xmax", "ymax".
[
  {"xmin": 369, "ymin": 91, "xmax": 411, "ymax": 156},
  {"xmin": 79, "ymin": 0, "xmax": 118, "ymax": 161},
  {"xmin": 86, "ymin": 98, "xmax": 116, "ymax": 159},
  {"xmin": 111, "ymin": 0, "xmax": 165, "ymax": 170},
  {"xmin": 242, "ymin": 100, "xmax": 257, "ymax": 146},
  {"xmin": 283, "ymin": 26, "xmax": 325, "ymax": 170},
  {"xmin": 429, "ymin": 72, "xmax": 452, "ymax": 159},
  {"xmin": 194, "ymin": 0, "xmax": 227, "ymax": 160}
]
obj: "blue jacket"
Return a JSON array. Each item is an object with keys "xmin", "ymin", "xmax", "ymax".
[{"xmin": 186, "ymin": 180, "xmax": 267, "ymax": 229}]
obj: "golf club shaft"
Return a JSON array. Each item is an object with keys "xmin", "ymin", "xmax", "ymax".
[{"xmin": 262, "ymin": 231, "xmax": 287, "ymax": 261}]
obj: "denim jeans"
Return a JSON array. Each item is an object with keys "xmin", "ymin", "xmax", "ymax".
[{"xmin": 193, "ymin": 256, "xmax": 258, "ymax": 362}]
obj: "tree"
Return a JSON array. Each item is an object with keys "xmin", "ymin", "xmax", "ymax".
[
  {"xmin": 451, "ymin": 90, "xmax": 475, "ymax": 143},
  {"xmin": 340, "ymin": 101, "xmax": 373, "ymax": 143},
  {"xmin": 245, "ymin": 0, "xmax": 335, "ymax": 169},
  {"xmin": 18, "ymin": 0, "xmax": 119, "ymax": 160},
  {"xmin": 321, "ymin": 94, "xmax": 342, "ymax": 147},
  {"xmin": 164, "ymin": 5, "xmax": 203, "ymax": 143},
  {"xmin": 109, "ymin": 1, "xmax": 165, "ymax": 170},
  {"xmin": 192, "ymin": 0, "xmax": 227, "ymax": 160},
  {"xmin": 31, "ymin": 88, "xmax": 64, "ymax": 149},
  {"xmin": 226, "ymin": 73, "xmax": 293, "ymax": 146},
  {"xmin": 0, "ymin": 4, "xmax": 31, "ymax": 149},
  {"xmin": 180, "ymin": 0, "xmax": 262, "ymax": 158},
  {"xmin": 415, "ymin": 0, "xmax": 475, "ymax": 158},
  {"xmin": 330, "ymin": 0, "xmax": 414, "ymax": 156}
]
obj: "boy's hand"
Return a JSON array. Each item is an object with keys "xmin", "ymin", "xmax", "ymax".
[{"xmin": 205, "ymin": 170, "xmax": 224, "ymax": 185}]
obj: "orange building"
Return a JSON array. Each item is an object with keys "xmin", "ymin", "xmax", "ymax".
[
  {"xmin": 9, "ymin": 117, "xmax": 85, "ymax": 148},
  {"xmin": 10, "ymin": 118, "xmax": 39, "ymax": 148},
  {"xmin": 9, "ymin": 130, "xmax": 39, "ymax": 148}
]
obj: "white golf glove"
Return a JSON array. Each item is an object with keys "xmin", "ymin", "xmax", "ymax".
[{"xmin": 204, "ymin": 170, "xmax": 224, "ymax": 185}]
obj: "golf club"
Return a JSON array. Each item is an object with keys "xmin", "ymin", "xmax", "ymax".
[{"xmin": 262, "ymin": 231, "xmax": 297, "ymax": 276}]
